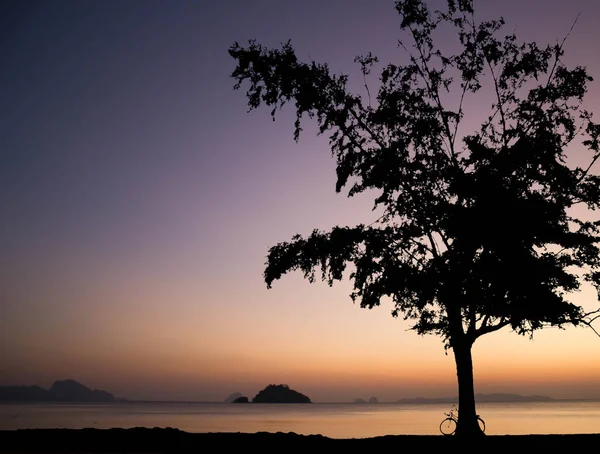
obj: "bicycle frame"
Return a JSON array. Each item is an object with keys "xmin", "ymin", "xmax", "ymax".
[{"xmin": 440, "ymin": 405, "xmax": 485, "ymax": 435}]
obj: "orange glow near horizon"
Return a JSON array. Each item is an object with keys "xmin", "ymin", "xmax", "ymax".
[{"xmin": 4, "ymin": 291, "xmax": 600, "ymax": 402}]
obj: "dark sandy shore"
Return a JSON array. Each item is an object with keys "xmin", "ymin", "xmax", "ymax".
[{"xmin": 1, "ymin": 428, "xmax": 599, "ymax": 452}]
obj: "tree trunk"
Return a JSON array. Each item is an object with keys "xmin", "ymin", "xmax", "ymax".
[{"xmin": 452, "ymin": 340, "xmax": 484, "ymax": 437}]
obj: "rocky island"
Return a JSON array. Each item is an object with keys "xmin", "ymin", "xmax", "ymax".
[
  {"xmin": 229, "ymin": 384, "xmax": 311, "ymax": 403},
  {"xmin": 252, "ymin": 384, "xmax": 311, "ymax": 403}
]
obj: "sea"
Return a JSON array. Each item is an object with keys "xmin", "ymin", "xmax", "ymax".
[{"xmin": 1, "ymin": 401, "xmax": 600, "ymax": 438}]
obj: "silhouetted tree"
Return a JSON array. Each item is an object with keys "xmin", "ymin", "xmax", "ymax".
[{"xmin": 229, "ymin": 0, "xmax": 600, "ymax": 436}]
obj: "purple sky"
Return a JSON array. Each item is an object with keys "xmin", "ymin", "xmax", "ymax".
[{"xmin": 1, "ymin": 0, "xmax": 600, "ymax": 402}]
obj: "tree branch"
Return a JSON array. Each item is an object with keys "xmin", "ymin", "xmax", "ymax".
[
  {"xmin": 398, "ymin": 37, "xmax": 456, "ymax": 162},
  {"xmin": 469, "ymin": 302, "xmax": 477, "ymax": 335},
  {"xmin": 436, "ymin": 229, "xmax": 452, "ymax": 250},
  {"xmin": 347, "ymin": 105, "xmax": 388, "ymax": 150},
  {"xmin": 474, "ymin": 318, "xmax": 510, "ymax": 339},
  {"xmin": 579, "ymin": 308, "xmax": 600, "ymax": 337},
  {"xmin": 577, "ymin": 151, "xmax": 600, "ymax": 184},
  {"xmin": 427, "ymin": 232, "xmax": 440, "ymax": 258},
  {"xmin": 362, "ymin": 71, "xmax": 372, "ymax": 108},
  {"xmin": 545, "ymin": 13, "xmax": 581, "ymax": 89},
  {"xmin": 453, "ymin": 83, "xmax": 468, "ymax": 148},
  {"xmin": 484, "ymin": 54, "xmax": 508, "ymax": 147}
]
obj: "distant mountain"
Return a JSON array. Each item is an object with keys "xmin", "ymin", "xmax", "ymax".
[
  {"xmin": 353, "ymin": 398, "xmax": 368, "ymax": 404},
  {"xmin": 475, "ymin": 393, "xmax": 554, "ymax": 402},
  {"xmin": 396, "ymin": 396, "xmax": 454, "ymax": 404},
  {"xmin": 0, "ymin": 379, "xmax": 116, "ymax": 402},
  {"xmin": 368, "ymin": 396, "xmax": 379, "ymax": 403},
  {"xmin": 252, "ymin": 384, "xmax": 311, "ymax": 403},
  {"xmin": 223, "ymin": 392, "xmax": 243, "ymax": 403},
  {"xmin": 50, "ymin": 379, "xmax": 115, "ymax": 402},
  {"xmin": 396, "ymin": 393, "xmax": 554, "ymax": 403},
  {"xmin": 0, "ymin": 386, "xmax": 53, "ymax": 402}
]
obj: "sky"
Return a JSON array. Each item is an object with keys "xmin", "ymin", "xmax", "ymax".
[{"xmin": 1, "ymin": 0, "xmax": 600, "ymax": 403}]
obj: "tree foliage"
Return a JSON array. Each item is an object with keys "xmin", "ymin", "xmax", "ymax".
[{"xmin": 230, "ymin": 0, "xmax": 600, "ymax": 348}]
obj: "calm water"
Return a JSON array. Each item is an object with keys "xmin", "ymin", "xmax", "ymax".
[{"xmin": 1, "ymin": 401, "xmax": 600, "ymax": 438}]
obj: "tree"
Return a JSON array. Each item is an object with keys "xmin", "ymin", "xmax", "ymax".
[{"xmin": 229, "ymin": 0, "xmax": 600, "ymax": 436}]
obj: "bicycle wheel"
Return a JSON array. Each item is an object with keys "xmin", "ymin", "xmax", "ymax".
[
  {"xmin": 477, "ymin": 416, "xmax": 486, "ymax": 433},
  {"xmin": 439, "ymin": 417, "xmax": 457, "ymax": 435}
]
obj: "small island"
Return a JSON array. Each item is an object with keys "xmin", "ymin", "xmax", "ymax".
[
  {"xmin": 223, "ymin": 392, "xmax": 243, "ymax": 403},
  {"xmin": 353, "ymin": 396, "xmax": 378, "ymax": 404}
]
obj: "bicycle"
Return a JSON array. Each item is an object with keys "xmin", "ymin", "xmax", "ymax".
[{"xmin": 439, "ymin": 404, "xmax": 485, "ymax": 435}]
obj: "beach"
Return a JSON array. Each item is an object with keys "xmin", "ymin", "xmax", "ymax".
[{"xmin": 1, "ymin": 428, "xmax": 600, "ymax": 452}]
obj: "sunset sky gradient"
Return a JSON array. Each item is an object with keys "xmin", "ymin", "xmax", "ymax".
[{"xmin": 2, "ymin": 0, "xmax": 600, "ymax": 402}]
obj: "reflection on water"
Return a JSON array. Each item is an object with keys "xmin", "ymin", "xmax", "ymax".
[{"xmin": 1, "ymin": 401, "xmax": 600, "ymax": 438}]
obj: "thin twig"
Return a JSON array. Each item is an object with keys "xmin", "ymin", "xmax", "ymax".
[
  {"xmin": 577, "ymin": 151, "xmax": 600, "ymax": 183},
  {"xmin": 363, "ymin": 71, "xmax": 372, "ymax": 108},
  {"xmin": 545, "ymin": 13, "xmax": 581, "ymax": 88},
  {"xmin": 485, "ymin": 56, "xmax": 508, "ymax": 147}
]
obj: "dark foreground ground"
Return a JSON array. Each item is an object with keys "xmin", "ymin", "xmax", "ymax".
[{"xmin": 1, "ymin": 428, "xmax": 599, "ymax": 453}]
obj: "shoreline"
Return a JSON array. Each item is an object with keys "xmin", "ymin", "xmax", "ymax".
[{"xmin": 1, "ymin": 428, "xmax": 600, "ymax": 452}]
